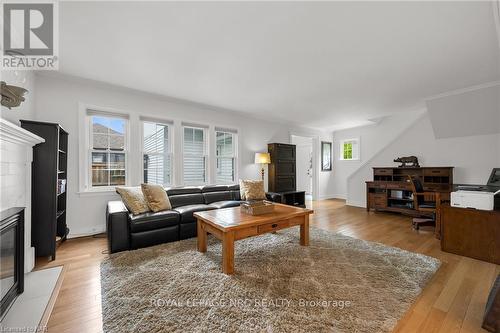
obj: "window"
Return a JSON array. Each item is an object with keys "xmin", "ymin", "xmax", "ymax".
[
  {"xmin": 183, "ymin": 126, "xmax": 207, "ymax": 184},
  {"xmin": 339, "ymin": 138, "xmax": 360, "ymax": 160},
  {"xmin": 143, "ymin": 121, "xmax": 172, "ymax": 186},
  {"xmin": 215, "ymin": 130, "xmax": 237, "ymax": 183},
  {"xmin": 89, "ymin": 115, "xmax": 127, "ymax": 188}
]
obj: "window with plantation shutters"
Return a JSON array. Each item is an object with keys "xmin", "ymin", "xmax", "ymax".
[
  {"xmin": 143, "ymin": 121, "xmax": 172, "ymax": 186},
  {"xmin": 339, "ymin": 138, "xmax": 360, "ymax": 160},
  {"xmin": 183, "ymin": 126, "xmax": 207, "ymax": 185},
  {"xmin": 216, "ymin": 131, "xmax": 236, "ymax": 183}
]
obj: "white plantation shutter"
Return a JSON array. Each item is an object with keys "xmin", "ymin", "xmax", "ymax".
[
  {"xmin": 183, "ymin": 126, "xmax": 207, "ymax": 184},
  {"xmin": 143, "ymin": 122, "xmax": 172, "ymax": 186},
  {"xmin": 216, "ymin": 131, "xmax": 236, "ymax": 183}
]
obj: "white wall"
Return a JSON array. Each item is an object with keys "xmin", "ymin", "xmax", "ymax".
[
  {"xmin": 331, "ymin": 110, "xmax": 425, "ymax": 199},
  {"xmin": 0, "ymin": 71, "xmax": 36, "ymax": 124},
  {"xmin": 426, "ymin": 83, "xmax": 500, "ymax": 138},
  {"xmin": 33, "ymin": 73, "xmax": 328, "ymax": 236},
  {"xmin": 344, "ymin": 113, "xmax": 500, "ymax": 207}
]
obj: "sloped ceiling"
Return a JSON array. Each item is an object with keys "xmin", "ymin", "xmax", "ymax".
[
  {"xmin": 426, "ymin": 83, "xmax": 500, "ymax": 139},
  {"xmin": 58, "ymin": 1, "xmax": 500, "ymax": 130}
]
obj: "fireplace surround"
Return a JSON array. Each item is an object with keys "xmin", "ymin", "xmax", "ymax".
[{"xmin": 0, "ymin": 207, "xmax": 24, "ymax": 319}]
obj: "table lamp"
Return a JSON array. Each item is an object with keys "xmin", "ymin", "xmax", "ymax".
[{"xmin": 254, "ymin": 152, "xmax": 271, "ymax": 180}]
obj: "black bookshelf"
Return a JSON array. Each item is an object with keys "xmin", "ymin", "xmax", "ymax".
[{"xmin": 20, "ymin": 120, "xmax": 69, "ymax": 260}]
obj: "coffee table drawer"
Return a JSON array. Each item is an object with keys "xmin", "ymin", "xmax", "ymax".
[{"xmin": 258, "ymin": 220, "xmax": 290, "ymax": 234}]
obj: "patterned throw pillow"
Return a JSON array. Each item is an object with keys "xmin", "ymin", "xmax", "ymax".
[
  {"xmin": 141, "ymin": 183, "xmax": 172, "ymax": 212},
  {"xmin": 239, "ymin": 179, "xmax": 265, "ymax": 201},
  {"xmin": 239, "ymin": 179, "xmax": 248, "ymax": 200},
  {"xmin": 243, "ymin": 180, "xmax": 266, "ymax": 201},
  {"xmin": 115, "ymin": 186, "xmax": 150, "ymax": 215}
]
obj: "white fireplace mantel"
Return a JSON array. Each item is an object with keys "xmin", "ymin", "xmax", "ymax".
[
  {"xmin": 0, "ymin": 118, "xmax": 44, "ymax": 272},
  {"xmin": 0, "ymin": 118, "xmax": 44, "ymax": 146}
]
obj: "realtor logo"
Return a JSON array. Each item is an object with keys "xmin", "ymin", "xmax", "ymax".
[{"xmin": 1, "ymin": 1, "xmax": 58, "ymax": 70}]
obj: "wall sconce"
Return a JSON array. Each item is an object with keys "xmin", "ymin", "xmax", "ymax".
[{"xmin": 1, "ymin": 81, "xmax": 28, "ymax": 109}]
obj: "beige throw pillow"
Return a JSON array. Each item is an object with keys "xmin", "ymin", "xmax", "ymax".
[
  {"xmin": 141, "ymin": 184, "xmax": 172, "ymax": 212},
  {"xmin": 239, "ymin": 179, "xmax": 248, "ymax": 200},
  {"xmin": 239, "ymin": 179, "xmax": 264, "ymax": 200},
  {"xmin": 243, "ymin": 180, "xmax": 266, "ymax": 201},
  {"xmin": 115, "ymin": 186, "xmax": 150, "ymax": 215}
]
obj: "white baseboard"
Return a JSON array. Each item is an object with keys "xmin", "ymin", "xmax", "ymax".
[
  {"xmin": 68, "ymin": 225, "xmax": 106, "ymax": 239},
  {"xmin": 346, "ymin": 200, "xmax": 366, "ymax": 208},
  {"xmin": 317, "ymin": 193, "xmax": 347, "ymax": 200}
]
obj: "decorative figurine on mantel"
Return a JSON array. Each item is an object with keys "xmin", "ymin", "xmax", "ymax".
[{"xmin": 394, "ymin": 156, "xmax": 420, "ymax": 168}]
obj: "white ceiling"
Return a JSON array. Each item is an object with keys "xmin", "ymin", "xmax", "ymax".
[{"xmin": 59, "ymin": 1, "xmax": 500, "ymax": 131}]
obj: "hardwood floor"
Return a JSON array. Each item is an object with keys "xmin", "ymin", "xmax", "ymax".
[{"xmin": 35, "ymin": 199, "xmax": 499, "ymax": 333}]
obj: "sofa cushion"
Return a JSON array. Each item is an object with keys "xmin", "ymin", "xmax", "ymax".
[
  {"xmin": 174, "ymin": 204, "xmax": 216, "ymax": 223},
  {"xmin": 203, "ymin": 191, "xmax": 233, "ymax": 204},
  {"xmin": 231, "ymin": 190, "xmax": 241, "ymax": 201},
  {"xmin": 129, "ymin": 210, "xmax": 180, "ymax": 233},
  {"xmin": 209, "ymin": 200, "xmax": 241, "ymax": 209},
  {"xmin": 169, "ymin": 193, "xmax": 205, "ymax": 208},
  {"xmin": 166, "ymin": 187, "xmax": 202, "ymax": 196},
  {"xmin": 201, "ymin": 185, "xmax": 229, "ymax": 193}
]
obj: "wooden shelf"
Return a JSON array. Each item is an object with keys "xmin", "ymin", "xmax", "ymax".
[
  {"xmin": 20, "ymin": 120, "xmax": 69, "ymax": 260},
  {"xmin": 388, "ymin": 197, "xmax": 413, "ymax": 202}
]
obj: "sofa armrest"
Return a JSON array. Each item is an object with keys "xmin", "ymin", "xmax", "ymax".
[{"xmin": 106, "ymin": 201, "xmax": 130, "ymax": 253}]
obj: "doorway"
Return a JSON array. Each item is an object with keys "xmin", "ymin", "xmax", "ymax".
[{"xmin": 291, "ymin": 135, "xmax": 314, "ymax": 201}]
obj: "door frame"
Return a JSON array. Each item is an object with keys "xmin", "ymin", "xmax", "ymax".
[{"xmin": 289, "ymin": 134, "xmax": 319, "ymax": 201}]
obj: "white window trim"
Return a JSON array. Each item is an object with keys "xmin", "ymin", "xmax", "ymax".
[
  {"xmin": 78, "ymin": 103, "xmax": 131, "ymax": 193},
  {"xmin": 339, "ymin": 138, "xmax": 360, "ymax": 161},
  {"xmin": 181, "ymin": 125, "xmax": 209, "ymax": 186},
  {"xmin": 215, "ymin": 130, "xmax": 238, "ymax": 184},
  {"xmin": 141, "ymin": 120, "xmax": 174, "ymax": 186}
]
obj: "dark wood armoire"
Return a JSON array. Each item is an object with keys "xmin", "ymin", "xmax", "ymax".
[{"xmin": 267, "ymin": 143, "xmax": 296, "ymax": 193}]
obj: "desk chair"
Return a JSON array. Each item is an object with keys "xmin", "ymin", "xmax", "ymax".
[{"xmin": 407, "ymin": 175, "xmax": 441, "ymax": 238}]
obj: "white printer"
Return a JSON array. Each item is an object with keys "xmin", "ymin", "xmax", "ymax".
[
  {"xmin": 451, "ymin": 168, "xmax": 500, "ymax": 211},
  {"xmin": 451, "ymin": 190, "xmax": 500, "ymax": 210}
]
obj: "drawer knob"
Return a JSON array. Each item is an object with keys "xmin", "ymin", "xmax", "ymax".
[{"xmin": 272, "ymin": 223, "xmax": 278, "ymax": 228}]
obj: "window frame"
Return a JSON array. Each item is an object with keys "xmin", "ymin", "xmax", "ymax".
[
  {"xmin": 86, "ymin": 112, "xmax": 130, "ymax": 191},
  {"xmin": 339, "ymin": 138, "xmax": 360, "ymax": 161},
  {"xmin": 215, "ymin": 130, "xmax": 238, "ymax": 184},
  {"xmin": 181, "ymin": 125, "xmax": 208, "ymax": 185},
  {"xmin": 141, "ymin": 120, "xmax": 174, "ymax": 187}
]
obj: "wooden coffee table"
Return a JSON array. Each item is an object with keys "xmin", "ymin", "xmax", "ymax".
[{"xmin": 194, "ymin": 203, "xmax": 313, "ymax": 274}]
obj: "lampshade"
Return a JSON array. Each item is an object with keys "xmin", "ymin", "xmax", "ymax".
[{"xmin": 254, "ymin": 152, "xmax": 271, "ymax": 164}]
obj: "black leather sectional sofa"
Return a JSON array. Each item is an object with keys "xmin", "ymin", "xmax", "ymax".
[{"xmin": 106, "ymin": 185, "xmax": 241, "ymax": 253}]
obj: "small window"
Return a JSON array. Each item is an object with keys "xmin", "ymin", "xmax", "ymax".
[
  {"xmin": 183, "ymin": 126, "xmax": 207, "ymax": 185},
  {"xmin": 143, "ymin": 121, "xmax": 172, "ymax": 186},
  {"xmin": 216, "ymin": 131, "xmax": 237, "ymax": 183},
  {"xmin": 90, "ymin": 115, "xmax": 127, "ymax": 187},
  {"xmin": 339, "ymin": 138, "xmax": 360, "ymax": 161}
]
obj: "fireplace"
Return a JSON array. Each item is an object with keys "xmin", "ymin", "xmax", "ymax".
[{"xmin": 0, "ymin": 208, "xmax": 24, "ymax": 319}]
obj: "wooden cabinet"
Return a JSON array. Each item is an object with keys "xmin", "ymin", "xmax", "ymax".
[
  {"xmin": 20, "ymin": 120, "xmax": 69, "ymax": 260},
  {"xmin": 268, "ymin": 143, "xmax": 296, "ymax": 193},
  {"xmin": 366, "ymin": 166, "xmax": 453, "ymax": 216},
  {"xmin": 440, "ymin": 205, "xmax": 500, "ymax": 264}
]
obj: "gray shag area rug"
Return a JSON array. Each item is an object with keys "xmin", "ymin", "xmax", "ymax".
[{"xmin": 100, "ymin": 227, "xmax": 440, "ymax": 333}]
